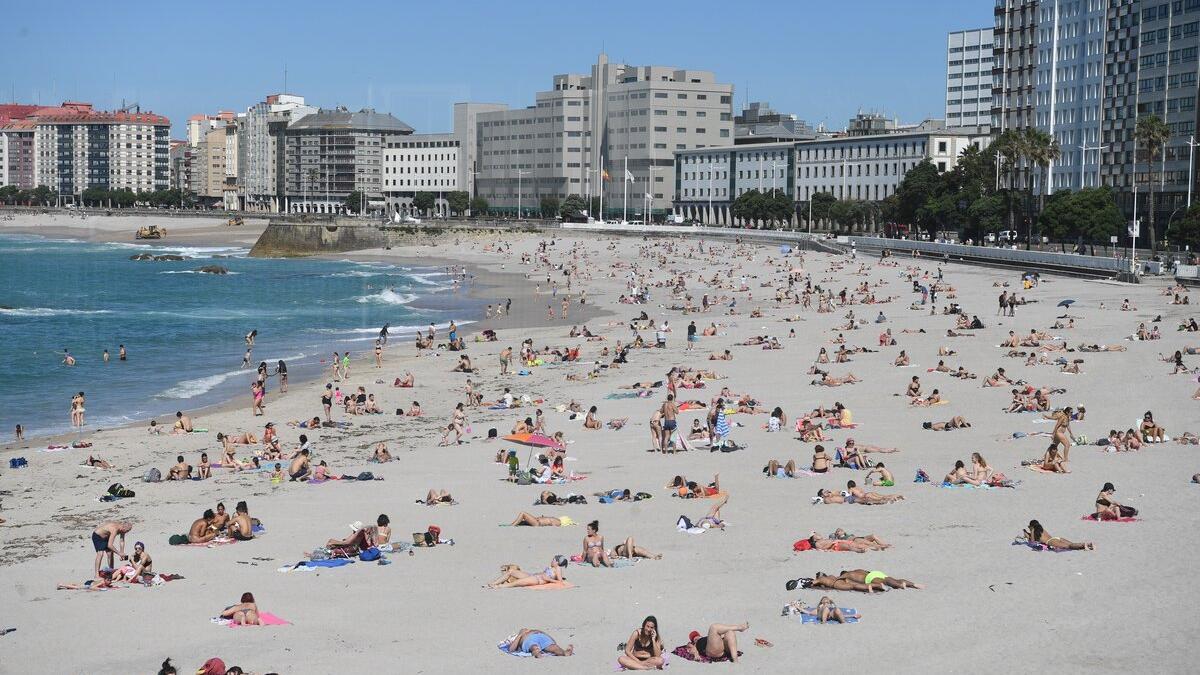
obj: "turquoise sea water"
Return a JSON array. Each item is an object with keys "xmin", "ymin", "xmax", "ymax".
[{"xmin": 0, "ymin": 234, "xmax": 476, "ymax": 437}]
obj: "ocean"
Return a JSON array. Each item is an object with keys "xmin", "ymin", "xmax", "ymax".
[{"xmin": 0, "ymin": 234, "xmax": 478, "ymax": 437}]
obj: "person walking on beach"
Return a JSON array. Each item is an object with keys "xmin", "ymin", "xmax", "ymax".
[
  {"xmin": 379, "ymin": 323, "xmax": 390, "ymax": 346},
  {"xmin": 276, "ymin": 360, "xmax": 288, "ymax": 393},
  {"xmin": 375, "ymin": 340, "xmax": 384, "ymax": 368},
  {"xmin": 240, "ymin": 348, "xmax": 251, "ymax": 369},
  {"xmin": 687, "ymin": 320, "xmax": 697, "ymax": 351},
  {"xmin": 331, "ymin": 352, "xmax": 341, "ymax": 381},
  {"xmin": 15, "ymin": 424, "xmax": 24, "ymax": 441},
  {"xmin": 660, "ymin": 394, "xmax": 678, "ymax": 453},
  {"xmin": 500, "ymin": 346, "xmax": 513, "ymax": 375},
  {"xmin": 561, "ymin": 297, "xmax": 569, "ymax": 320},
  {"xmin": 506, "ymin": 298, "xmax": 512, "ymax": 315}
]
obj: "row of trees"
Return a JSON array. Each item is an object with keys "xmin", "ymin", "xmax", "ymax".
[
  {"xmin": 0, "ymin": 185, "xmax": 58, "ymax": 206},
  {"xmin": 0, "ymin": 184, "xmax": 201, "ymax": 209}
]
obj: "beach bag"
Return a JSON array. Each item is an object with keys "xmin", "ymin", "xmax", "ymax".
[
  {"xmin": 356, "ymin": 471, "xmax": 375, "ymax": 481},
  {"xmin": 108, "ymin": 483, "xmax": 135, "ymax": 499},
  {"xmin": 143, "ymin": 467, "xmax": 162, "ymax": 483},
  {"xmin": 359, "ymin": 546, "xmax": 382, "ymax": 562},
  {"xmin": 8, "ymin": 457, "xmax": 27, "ymax": 468},
  {"xmin": 914, "ymin": 469, "xmax": 930, "ymax": 483},
  {"xmin": 515, "ymin": 470, "xmax": 532, "ymax": 486},
  {"xmin": 676, "ymin": 515, "xmax": 694, "ymax": 530},
  {"xmin": 1119, "ymin": 505, "xmax": 1138, "ymax": 518},
  {"xmin": 168, "ymin": 534, "xmax": 189, "ymax": 546}
]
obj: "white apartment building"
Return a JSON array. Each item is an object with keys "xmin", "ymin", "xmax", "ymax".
[
  {"xmin": 476, "ymin": 53, "xmax": 733, "ymax": 220},
  {"xmin": 237, "ymin": 94, "xmax": 316, "ymax": 212},
  {"xmin": 673, "ymin": 129, "xmax": 990, "ymax": 230},
  {"xmin": 946, "ymin": 27, "xmax": 995, "ymax": 130},
  {"xmin": 382, "ymin": 133, "xmax": 461, "ymax": 216}
]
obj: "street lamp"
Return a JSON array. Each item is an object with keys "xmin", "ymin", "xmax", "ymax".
[
  {"xmin": 1188, "ymin": 136, "xmax": 1200, "ymax": 208},
  {"xmin": 708, "ymin": 163, "xmax": 716, "ymax": 225}
]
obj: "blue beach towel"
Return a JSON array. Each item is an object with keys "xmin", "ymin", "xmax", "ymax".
[
  {"xmin": 299, "ymin": 558, "xmax": 354, "ymax": 568},
  {"xmin": 800, "ymin": 608, "xmax": 859, "ymax": 624}
]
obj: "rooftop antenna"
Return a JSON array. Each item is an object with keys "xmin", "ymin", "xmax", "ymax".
[{"xmin": 284, "ymin": 63, "xmax": 288, "ymax": 95}]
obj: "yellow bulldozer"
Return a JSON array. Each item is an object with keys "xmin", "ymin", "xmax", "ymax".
[
  {"xmin": 227, "ymin": 216, "xmax": 244, "ymax": 227},
  {"xmin": 135, "ymin": 225, "xmax": 166, "ymax": 240}
]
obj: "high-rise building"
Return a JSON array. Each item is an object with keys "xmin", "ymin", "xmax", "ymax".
[
  {"xmin": 168, "ymin": 140, "xmax": 195, "ymax": 194},
  {"xmin": 284, "ymin": 107, "xmax": 413, "ymax": 213},
  {"xmin": 237, "ymin": 94, "xmax": 316, "ymax": 212},
  {"xmin": 1033, "ymin": 0, "xmax": 1107, "ymax": 192},
  {"xmin": 993, "ymin": 1, "xmax": 1040, "ymax": 134},
  {"xmin": 946, "ymin": 27, "xmax": 995, "ymax": 130},
  {"xmin": 475, "ymin": 53, "xmax": 733, "ymax": 220},
  {"xmin": 1101, "ymin": 0, "xmax": 1200, "ymax": 226},
  {"xmin": 1, "ymin": 101, "xmax": 170, "ymax": 195}
]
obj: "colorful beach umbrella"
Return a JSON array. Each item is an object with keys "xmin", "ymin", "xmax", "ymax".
[{"xmin": 503, "ymin": 433, "xmax": 564, "ymax": 450}]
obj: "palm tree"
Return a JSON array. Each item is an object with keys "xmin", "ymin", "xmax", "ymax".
[
  {"xmin": 1022, "ymin": 128, "xmax": 1061, "ymax": 247},
  {"xmin": 1135, "ymin": 115, "xmax": 1170, "ymax": 252},
  {"xmin": 992, "ymin": 130, "xmax": 1025, "ymax": 233}
]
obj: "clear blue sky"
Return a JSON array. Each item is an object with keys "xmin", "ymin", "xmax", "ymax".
[{"xmin": 2, "ymin": 0, "xmax": 990, "ymax": 137}]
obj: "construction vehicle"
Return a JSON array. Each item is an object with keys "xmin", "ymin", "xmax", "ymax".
[
  {"xmin": 227, "ymin": 216, "xmax": 244, "ymax": 227},
  {"xmin": 135, "ymin": 225, "xmax": 166, "ymax": 239}
]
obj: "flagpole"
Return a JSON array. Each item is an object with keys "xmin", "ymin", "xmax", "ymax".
[
  {"xmin": 599, "ymin": 155, "xmax": 605, "ymax": 223},
  {"xmin": 623, "ymin": 156, "xmax": 629, "ymax": 224}
]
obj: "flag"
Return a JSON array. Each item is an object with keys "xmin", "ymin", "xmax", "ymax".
[
  {"xmin": 601, "ymin": 169, "xmax": 611, "ymax": 182},
  {"xmin": 624, "ymin": 168, "xmax": 635, "ymax": 182}
]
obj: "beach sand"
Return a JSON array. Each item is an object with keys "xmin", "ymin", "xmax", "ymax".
[{"xmin": 0, "ymin": 217, "xmax": 1197, "ymax": 673}]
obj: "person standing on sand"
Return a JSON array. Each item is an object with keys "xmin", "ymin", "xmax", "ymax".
[
  {"xmin": 341, "ymin": 351, "xmax": 351, "ymax": 380},
  {"xmin": 660, "ymin": 394, "xmax": 679, "ymax": 453},
  {"xmin": 92, "ymin": 520, "xmax": 132, "ymax": 577},
  {"xmin": 330, "ymin": 352, "xmax": 341, "ymax": 381},
  {"xmin": 506, "ymin": 298, "xmax": 512, "ymax": 315},
  {"xmin": 15, "ymin": 424, "xmax": 24, "ymax": 441},
  {"xmin": 562, "ymin": 297, "xmax": 569, "ymax": 319},
  {"xmin": 500, "ymin": 346, "xmax": 513, "ymax": 375},
  {"xmin": 374, "ymin": 340, "xmax": 384, "ymax": 368},
  {"xmin": 276, "ymin": 360, "xmax": 288, "ymax": 393},
  {"xmin": 687, "ymin": 320, "xmax": 697, "ymax": 350}
]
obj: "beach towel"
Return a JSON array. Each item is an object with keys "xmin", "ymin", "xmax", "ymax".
[
  {"xmin": 671, "ymin": 645, "xmax": 741, "ymax": 663},
  {"xmin": 1080, "ymin": 514, "xmax": 1139, "ymax": 523},
  {"xmin": 938, "ymin": 482, "xmax": 992, "ymax": 489},
  {"xmin": 299, "ymin": 558, "xmax": 355, "ymax": 568},
  {"xmin": 226, "ymin": 612, "xmax": 290, "ymax": 627},
  {"xmin": 1012, "ymin": 539, "xmax": 1074, "ymax": 552},
  {"xmin": 800, "ymin": 608, "xmax": 859, "ymax": 624},
  {"xmin": 616, "ymin": 654, "xmax": 669, "ymax": 670},
  {"xmin": 526, "ymin": 581, "xmax": 575, "ymax": 590},
  {"xmin": 1027, "ymin": 464, "xmax": 1062, "ymax": 474}
]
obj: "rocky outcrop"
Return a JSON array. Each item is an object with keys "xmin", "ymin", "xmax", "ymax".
[
  {"xmin": 195, "ymin": 265, "xmax": 229, "ymax": 275},
  {"xmin": 130, "ymin": 253, "xmax": 190, "ymax": 261}
]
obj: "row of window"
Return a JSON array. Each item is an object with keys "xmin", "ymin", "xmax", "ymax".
[{"xmin": 384, "ymin": 179, "xmax": 456, "ymax": 187}]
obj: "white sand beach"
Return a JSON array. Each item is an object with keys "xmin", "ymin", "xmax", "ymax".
[{"xmin": 1, "ymin": 218, "xmax": 1197, "ymax": 673}]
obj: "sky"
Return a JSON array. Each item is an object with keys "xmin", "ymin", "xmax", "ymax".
[{"xmin": 1, "ymin": 0, "xmax": 990, "ymax": 138}]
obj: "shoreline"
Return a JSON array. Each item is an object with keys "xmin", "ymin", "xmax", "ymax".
[{"xmin": 0, "ymin": 231, "xmax": 608, "ymax": 451}]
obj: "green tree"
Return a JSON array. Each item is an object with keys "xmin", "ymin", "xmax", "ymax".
[
  {"xmin": 539, "ymin": 195, "xmax": 560, "ymax": 218},
  {"xmin": 894, "ymin": 159, "xmax": 941, "ymax": 238},
  {"xmin": 560, "ymin": 194, "xmax": 587, "ymax": 219},
  {"xmin": 765, "ymin": 189, "xmax": 794, "ymax": 227},
  {"xmin": 808, "ymin": 191, "xmax": 837, "ymax": 227},
  {"xmin": 731, "ymin": 189, "xmax": 765, "ymax": 226},
  {"xmin": 1135, "ymin": 115, "xmax": 1170, "ymax": 252},
  {"xmin": 411, "ymin": 191, "xmax": 436, "ymax": 215},
  {"xmin": 0, "ymin": 185, "xmax": 18, "ymax": 204},
  {"xmin": 343, "ymin": 190, "xmax": 366, "ymax": 213},
  {"xmin": 30, "ymin": 185, "xmax": 56, "ymax": 206},
  {"xmin": 447, "ymin": 191, "xmax": 470, "ymax": 216},
  {"xmin": 1037, "ymin": 190, "xmax": 1078, "ymax": 244},
  {"xmin": 469, "ymin": 196, "xmax": 489, "ymax": 216},
  {"xmin": 1168, "ymin": 202, "xmax": 1200, "ymax": 251},
  {"xmin": 992, "ymin": 129, "xmax": 1027, "ymax": 232},
  {"xmin": 1074, "ymin": 187, "xmax": 1123, "ymax": 247},
  {"xmin": 81, "ymin": 187, "xmax": 108, "ymax": 206},
  {"xmin": 1023, "ymin": 127, "xmax": 1061, "ymax": 246},
  {"xmin": 967, "ymin": 194, "xmax": 1005, "ymax": 241}
]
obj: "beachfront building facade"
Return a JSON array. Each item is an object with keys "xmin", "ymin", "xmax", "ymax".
[
  {"xmin": 381, "ymin": 133, "xmax": 460, "ymax": 217},
  {"xmin": 0, "ymin": 105, "xmax": 39, "ymax": 189},
  {"xmin": 946, "ymin": 27, "xmax": 995, "ymax": 130},
  {"xmin": 993, "ymin": 0, "xmax": 1040, "ymax": 134},
  {"xmin": 673, "ymin": 142, "xmax": 793, "ymax": 226},
  {"xmin": 1101, "ymin": 0, "xmax": 1200, "ymax": 223},
  {"xmin": 475, "ymin": 52, "xmax": 733, "ymax": 221},
  {"xmin": 283, "ymin": 107, "xmax": 413, "ymax": 214},
  {"xmin": 0, "ymin": 102, "xmax": 171, "ymax": 198},
  {"xmin": 1034, "ymin": 0, "xmax": 1107, "ymax": 192},
  {"xmin": 672, "ymin": 128, "xmax": 990, "ymax": 230},
  {"xmin": 237, "ymin": 94, "xmax": 316, "ymax": 212}
]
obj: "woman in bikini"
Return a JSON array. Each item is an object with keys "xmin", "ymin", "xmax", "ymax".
[
  {"xmin": 510, "ymin": 512, "xmax": 568, "ymax": 526},
  {"xmin": 613, "ymin": 536, "xmax": 662, "ymax": 560},
  {"xmin": 581, "ymin": 520, "xmax": 612, "ymax": 567},
  {"xmin": 943, "ymin": 460, "xmax": 981, "ymax": 486},
  {"xmin": 1022, "ymin": 519, "xmax": 1093, "ymax": 550},
  {"xmin": 220, "ymin": 592, "xmax": 260, "ymax": 625},
  {"xmin": 582, "ymin": 406, "xmax": 602, "ymax": 430},
  {"xmin": 1094, "ymin": 482, "xmax": 1137, "ymax": 520},
  {"xmin": 1140, "ymin": 411, "xmax": 1166, "ymax": 442},
  {"xmin": 685, "ymin": 623, "xmax": 749, "ymax": 663},
  {"xmin": 619, "ymin": 616, "xmax": 664, "ymax": 670},
  {"xmin": 486, "ymin": 556, "xmax": 568, "ymax": 588},
  {"xmin": 811, "ymin": 445, "xmax": 831, "ymax": 473},
  {"xmin": 968, "ymin": 452, "xmax": 993, "ymax": 483}
]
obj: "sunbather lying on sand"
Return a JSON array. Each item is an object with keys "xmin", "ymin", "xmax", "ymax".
[
  {"xmin": 922, "ymin": 416, "xmax": 971, "ymax": 430},
  {"xmin": 1021, "ymin": 519, "xmax": 1093, "ymax": 550},
  {"xmin": 510, "ymin": 512, "xmax": 572, "ymax": 526},
  {"xmin": 503, "ymin": 628, "xmax": 573, "ymax": 657},
  {"xmin": 487, "ymin": 556, "xmax": 568, "ymax": 588}
]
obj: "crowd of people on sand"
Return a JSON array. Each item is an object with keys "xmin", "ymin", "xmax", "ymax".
[{"xmin": 15, "ymin": 233, "xmax": 1200, "ymax": 671}]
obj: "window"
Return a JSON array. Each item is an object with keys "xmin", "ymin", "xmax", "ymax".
[
  {"xmin": 654, "ymin": 92, "xmax": 667, "ymax": 98},
  {"xmin": 937, "ymin": 141, "xmax": 947, "ymax": 153},
  {"xmin": 677, "ymin": 110, "xmax": 686, "ymax": 116}
]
